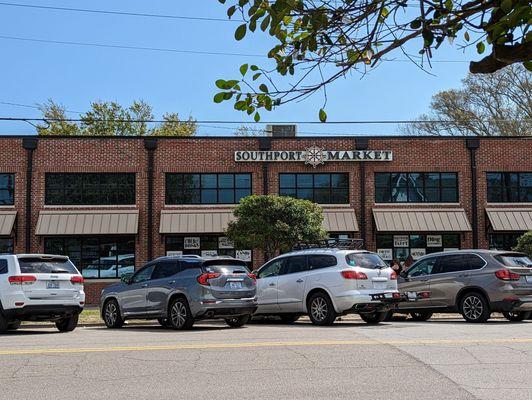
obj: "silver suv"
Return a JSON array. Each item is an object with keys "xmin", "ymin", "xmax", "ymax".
[
  {"xmin": 100, "ymin": 256, "xmax": 257, "ymax": 329},
  {"xmin": 394, "ymin": 250, "xmax": 532, "ymax": 323}
]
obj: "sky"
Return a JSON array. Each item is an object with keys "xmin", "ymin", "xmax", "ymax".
[{"xmin": 0, "ymin": 1, "xmax": 481, "ymax": 136}]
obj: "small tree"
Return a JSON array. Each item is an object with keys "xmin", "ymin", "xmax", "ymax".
[
  {"xmin": 513, "ymin": 231, "xmax": 532, "ymax": 257},
  {"xmin": 226, "ymin": 195, "xmax": 327, "ymax": 261}
]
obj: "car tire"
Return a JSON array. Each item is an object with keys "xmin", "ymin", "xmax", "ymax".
[
  {"xmin": 168, "ymin": 297, "xmax": 194, "ymax": 330},
  {"xmin": 359, "ymin": 311, "xmax": 387, "ymax": 324},
  {"xmin": 7, "ymin": 321, "xmax": 21, "ymax": 331},
  {"xmin": 459, "ymin": 292, "xmax": 491, "ymax": 323},
  {"xmin": 157, "ymin": 317, "xmax": 172, "ymax": 328},
  {"xmin": 278, "ymin": 314, "xmax": 300, "ymax": 324},
  {"xmin": 502, "ymin": 311, "xmax": 531, "ymax": 322},
  {"xmin": 0, "ymin": 311, "xmax": 9, "ymax": 333},
  {"xmin": 225, "ymin": 315, "xmax": 250, "ymax": 328},
  {"xmin": 307, "ymin": 292, "xmax": 336, "ymax": 326},
  {"xmin": 103, "ymin": 299, "xmax": 124, "ymax": 329},
  {"xmin": 383, "ymin": 311, "xmax": 394, "ymax": 322},
  {"xmin": 56, "ymin": 313, "xmax": 79, "ymax": 332},
  {"xmin": 410, "ymin": 312, "xmax": 433, "ymax": 321}
]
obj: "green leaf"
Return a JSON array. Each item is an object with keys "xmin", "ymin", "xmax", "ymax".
[
  {"xmin": 260, "ymin": 15, "xmax": 271, "ymax": 31},
  {"xmin": 235, "ymin": 24, "xmax": 247, "ymax": 41},
  {"xmin": 225, "ymin": 79, "xmax": 240, "ymax": 88},
  {"xmin": 476, "ymin": 41, "xmax": 485, "ymax": 54},
  {"xmin": 215, "ymin": 79, "xmax": 226, "ymax": 89},
  {"xmin": 464, "ymin": 31, "xmax": 470, "ymax": 42},
  {"xmin": 250, "ymin": 65, "xmax": 259, "ymax": 71},
  {"xmin": 254, "ymin": 112, "xmax": 261, "ymax": 122},
  {"xmin": 501, "ymin": 0, "xmax": 512, "ymax": 13},
  {"xmin": 252, "ymin": 72, "xmax": 261, "ymax": 81},
  {"xmin": 524, "ymin": 61, "xmax": 532, "ymax": 72},
  {"xmin": 422, "ymin": 29, "xmax": 434, "ymax": 46},
  {"xmin": 410, "ymin": 19, "xmax": 422, "ymax": 29},
  {"xmin": 318, "ymin": 108, "xmax": 327, "ymax": 123},
  {"xmin": 239, "ymin": 63, "xmax": 249, "ymax": 76},
  {"xmin": 444, "ymin": 0, "xmax": 453, "ymax": 10},
  {"xmin": 227, "ymin": 5, "xmax": 236, "ymax": 18},
  {"xmin": 259, "ymin": 84, "xmax": 268, "ymax": 93},
  {"xmin": 213, "ymin": 93, "xmax": 225, "ymax": 103}
]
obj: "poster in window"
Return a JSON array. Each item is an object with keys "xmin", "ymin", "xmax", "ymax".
[
  {"xmin": 426, "ymin": 235, "xmax": 443, "ymax": 247},
  {"xmin": 166, "ymin": 251, "xmax": 183, "ymax": 257},
  {"xmin": 377, "ymin": 249, "xmax": 393, "ymax": 261},
  {"xmin": 393, "ymin": 235, "xmax": 409, "ymax": 248},
  {"xmin": 443, "ymin": 248, "xmax": 460, "ymax": 252},
  {"xmin": 218, "ymin": 236, "xmax": 234, "ymax": 249},
  {"xmin": 201, "ymin": 250, "xmax": 218, "ymax": 258},
  {"xmin": 410, "ymin": 248, "xmax": 426, "ymax": 260},
  {"xmin": 236, "ymin": 250, "xmax": 252, "ymax": 262},
  {"xmin": 184, "ymin": 237, "xmax": 200, "ymax": 250}
]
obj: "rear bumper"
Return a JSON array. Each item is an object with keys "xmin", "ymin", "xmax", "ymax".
[
  {"xmin": 2, "ymin": 305, "xmax": 83, "ymax": 321},
  {"xmin": 196, "ymin": 306, "xmax": 258, "ymax": 319},
  {"xmin": 334, "ymin": 290, "xmax": 399, "ymax": 313},
  {"xmin": 493, "ymin": 296, "xmax": 532, "ymax": 312}
]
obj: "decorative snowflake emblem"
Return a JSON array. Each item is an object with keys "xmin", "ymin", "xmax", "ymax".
[{"xmin": 304, "ymin": 146, "xmax": 325, "ymax": 168}]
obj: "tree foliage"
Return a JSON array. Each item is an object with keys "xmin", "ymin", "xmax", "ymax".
[
  {"xmin": 216, "ymin": 0, "xmax": 532, "ymax": 121},
  {"xmin": 225, "ymin": 195, "xmax": 327, "ymax": 261},
  {"xmin": 405, "ymin": 64, "xmax": 531, "ymax": 136},
  {"xmin": 37, "ymin": 100, "xmax": 197, "ymax": 136},
  {"xmin": 513, "ymin": 231, "xmax": 532, "ymax": 257}
]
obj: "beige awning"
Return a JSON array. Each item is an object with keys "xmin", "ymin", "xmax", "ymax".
[
  {"xmin": 373, "ymin": 209, "xmax": 472, "ymax": 232},
  {"xmin": 322, "ymin": 210, "xmax": 358, "ymax": 232},
  {"xmin": 0, "ymin": 211, "xmax": 16, "ymax": 235},
  {"xmin": 486, "ymin": 208, "xmax": 532, "ymax": 231},
  {"xmin": 36, "ymin": 210, "xmax": 139, "ymax": 235},
  {"xmin": 160, "ymin": 210, "xmax": 235, "ymax": 234}
]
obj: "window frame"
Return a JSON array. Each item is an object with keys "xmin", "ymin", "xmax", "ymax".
[
  {"xmin": 486, "ymin": 172, "xmax": 532, "ymax": 203},
  {"xmin": 0, "ymin": 173, "xmax": 15, "ymax": 205},
  {"xmin": 257, "ymin": 258, "xmax": 284, "ymax": 279},
  {"xmin": 280, "ymin": 255, "xmax": 309, "ymax": 275},
  {"xmin": 405, "ymin": 257, "xmax": 438, "ymax": 278},
  {"xmin": 278, "ymin": 173, "xmax": 350, "ymax": 204},
  {"xmin": 0, "ymin": 259, "xmax": 8, "ymax": 274}
]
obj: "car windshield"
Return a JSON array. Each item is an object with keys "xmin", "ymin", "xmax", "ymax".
[
  {"xmin": 496, "ymin": 253, "xmax": 532, "ymax": 268},
  {"xmin": 346, "ymin": 253, "xmax": 388, "ymax": 269},
  {"xmin": 18, "ymin": 257, "xmax": 79, "ymax": 274}
]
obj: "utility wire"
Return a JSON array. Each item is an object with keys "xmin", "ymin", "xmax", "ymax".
[{"xmin": 0, "ymin": 101, "xmax": 82, "ymax": 114}]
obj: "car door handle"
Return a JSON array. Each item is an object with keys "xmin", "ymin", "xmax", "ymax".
[
  {"xmin": 169, "ymin": 280, "xmax": 176, "ymax": 284},
  {"xmin": 269, "ymin": 283, "xmax": 276, "ymax": 287},
  {"xmin": 141, "ymin": 283, "xmax": 148, "ymax": 288},
  {"xmin": 296, "ymin": 279, "xmax": 303, "ymax": 283}
]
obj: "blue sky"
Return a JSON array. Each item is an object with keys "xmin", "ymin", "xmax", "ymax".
[{"xmin": 0, "ymin": 1, "xmax": 480, "ymax": 136}]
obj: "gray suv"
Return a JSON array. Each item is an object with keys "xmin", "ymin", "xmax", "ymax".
[
  {"xmin": 393, "ymin": 250, "xmax": 532, "ymax": 323},
  {"xmin": 100, "ymin": 256, "xmax": 257, "ymax": 329}
]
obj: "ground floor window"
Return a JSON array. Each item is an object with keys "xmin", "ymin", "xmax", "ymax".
[
  {"xmin": 44, "ymin": 236, "xmax": 135, "ymax": 279},
  {"xmin": 489, "ymin": 233, "xmax": 524, "ymax": 251},
  {"xmin": 165, "ymin": 235, "xmax": 252, "ymax": 266},
  {"xmin": 376, "ymin": 233, "xmax": 461, "ymax": 264},
  {"xmin": 0, "ymin": 237, "xmax": 13, "ymax": 253}
]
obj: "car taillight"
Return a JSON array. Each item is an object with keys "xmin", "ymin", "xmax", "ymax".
[
  {"xmin": 8, "ymin": 275, "xmax": 36, "ymax": 285},
  {"xmin": 495, "ymin": 269, "xmax": 520, "ymax": 281},
  {"xmin": 71, "ymin": 276, "xmax": 84, "ymax": 285},
  {"xmin": 341, "ymin": 270, "xmax": 368, "ymax": 280},
  {"xmin": 247, "ymin": 273, "xmax": 257, "ymax": 284},
  {"xmin": 197, "ymin": 272, "xmax": 221, "ymax": 286},
  {"xmin": 390, "ymin": 271, "xmax": 397, "ymax": 280},
  {"xmin": 419, "ymin": 291, "xmax": 431, "ymax": 299}
]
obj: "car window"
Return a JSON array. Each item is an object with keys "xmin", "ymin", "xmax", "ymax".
[
  {"xmin": 132, "ymin": 264, "xmax": 154, "ymax": 283},
  {"xmin": 346, "ymin": 252, "xmax": 387, "ymax": 269},
  {"xmin": 465, "ymin": 254, "xmax": 486, "ymax": 270},
  {"xmin": 18, "ymin": 257, "xmax": 78, "ymax": 274},
  {"xmin": 407, "ymin": 257, "xmax": 437, "ymax": 277},
  {"xmin": 0, "ymin": 259, "xmax": 7, "ymax": 274},
  {"xmin": 180, "ymin": 260, "xmax": 203, "ymax": 270},
  {"xmin": 495, "ymin": 253, "xmax": 532, "ymax": 268},
  {"xmin": 257, "ymin": 259, "xmax": 284, "ymax": 279},
  {"xmin": 434, "ymin": 254, "xmax": 468, "ymax": 274},
  {"xmin": 151, "ymin": 261, "xmax": 180, "ymax": 280},
  {"xmin": 281, "ymin": 256, "xmax": 308, "ymax": 275},
  {"xmin": 308, "ymin": 255, "xmax": 337, "ymax": 270}
]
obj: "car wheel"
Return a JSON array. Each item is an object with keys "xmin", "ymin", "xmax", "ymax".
[
  {"xmin": 168, "ymin": 297, "xmax": 194, "ymax": 330},
  {"xmin": 307, "ymin": 292, "xmax": 336, "ymax": 326},
  {"xmin": 410, "ymin": 312, "xmax": 433, "ymax": 321},
  {"xmin": 459, "ymin": 292, "xmax": 491, "ymax": 323},
  {"xmin": 0, "ymin": 312, "xmax": 9, "ymax": 333},
  {"xmin": 225, "ymin": 315, "xmax": 250, "ymax": 328},
  {"xmin": 103, "ymin": 299, "xmax": 124, "ymax": 329},
  {"xmin": 56, "ymin": 313, "xmax": 79, "ymax": 332},
  {"xmin": 383, "ymin": 311, "xmax": 394, "ymax": 322},
  {"xmin": 278, "ymin": 314, "xmax": 300, "ymax": 324},
  {"xmin": 7, "ymin": 321, "xmax": 21, "ymax": 331},
  {"xmin": 359, "ymin": 311, "xmax": 387, "ymax": 324},
  {"xmin": 157, "ymin": 317, "xmax": 172, "ymax": 328},
  {"xmin": 502, "ymin": 311, "xmax": 531, "ymax": 322}
]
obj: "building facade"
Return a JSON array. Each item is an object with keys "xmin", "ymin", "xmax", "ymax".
[{"xmin": 0, "ymin": 135, "xmax": 530, "ymax": 304}]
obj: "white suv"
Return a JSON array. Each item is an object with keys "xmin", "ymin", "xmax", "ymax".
[
  {"xmin": 254, "ymin": 247, "xmax": 399, "ymax": 325},
  {"xmin": 0, "ymin": 254, "xmax": 85, "ymax": 332}
]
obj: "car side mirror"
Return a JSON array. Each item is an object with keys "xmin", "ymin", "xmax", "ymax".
[{"xmin": 121, "ymin": 273, "xmax": 133, "ymax": 284}]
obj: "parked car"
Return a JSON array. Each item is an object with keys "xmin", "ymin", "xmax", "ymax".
[
  {"xmin": 100, "ymin": 256, "xmax": 257, "ymax": 330},
  {"xmin": 82, "ymin": 254, "xmax": 135, "ymax": 279},
  {"xmin": 0, "ymin": 254, "xmax": 85, "ymax": 332},
  {"xmin": 392, "ymin": 250, "xmax": 532, "ymax": 323},
  {"xmin": 254, "ymin": 246, "xmax": 400, "ymax": 325}
]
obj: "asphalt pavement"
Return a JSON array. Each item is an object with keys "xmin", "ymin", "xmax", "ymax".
[{"xmin": 1, "ymin": 318, "xmax": 531, "ymax": 400}]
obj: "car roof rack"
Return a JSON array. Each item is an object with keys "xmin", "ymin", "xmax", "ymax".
[{"xmin": 292, "ymin": 238, "xmax": 364, "ymax": 251}]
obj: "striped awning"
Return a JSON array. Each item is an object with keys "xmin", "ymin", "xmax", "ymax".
[
  {"xmin": 322, "ymin": 210, "xmax": 359, "ymax": 232},
  {"xmin": 160, "ymin": 210, "xmax": 235, "ymax": 234},
  {"xmin": 0, "ymin": 211, "xmax": 16, "ymax": 235},
  {"xmin": 373, "ymin": 209, "xmax": 472, "ymax": 232},
  {"xmin": 36, "ymin": 210, "xmax": 139, "ymax": 235},
  {"xmin": 486, "ymin": 208, "xmax": 532, "ymax": 231}
]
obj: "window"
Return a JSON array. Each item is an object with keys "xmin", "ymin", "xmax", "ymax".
[
  {"xmin": 0, "ymin": 259, "xmax": 7, "ymax": 274},
  {"xmin": 376, "ymin": 234, "xmax": 461, "ymax": 263},
  {"xmin": 466, "ymin": 254, "xmax": 486, "ymax": 270},
  {"xmin": 308, "ymin": 255, "xmax": 337, "ymax": 270},
  {"xmin": 279, "ymin": 173, "xmax": 349, "ymax": 204},
  {"xmin": 44, "ymin": 236, "xmax": 135, "ymax": 279},
  {"xmin": 407, "ymin": 258, "xmax": 437, "ymax": 277},
  {"xmin": 18, "ymin": 257, "xmax": 79, "ymax": 274},
  {"xmin": 257, "ymin": 259, "xmax": 283, "ymax": 278},
  {"xmin": 489, "ymin": 233, "xmax": 523, "ymax": 251},
  {"xmin": 346, "ymin": 253, "xmax": 388, "ymax": 269},
  {"xmin": 487, "ymin": 172, "xmax": 532, "ymax": 202},
  {"xmin": 0, "ymin": 238, "xmax": 14, "ymax": 254},
  {"xmin": 0, "ymin": 174, "xmax": 14, "ymax": 205},
  {"xmin": 132, "ymin": 265, "xmax": 154, "ymax": 284},
  {"xmin": 151, "ymin": 261, "xmax": 180, "ymax": 280},
  {"xmin": 281, "ymin": 256, "xmax": 308, "ymax": 275},
  {"xmin": 375, "ymin": 172, "xmax": 458, "ymax": 203},
  {"xmin": 434, "ymin": 255, "xmax": 467, "ymax": 274},
  {"xmin": 166, "ymin": 173, "xmax": 252, "ymax": 205},
  {"xmin": 495, "ymin": 254, "xmax": 532, "ymax": 268},
  {"xmin": 45, "ymin": 173, "xmax": 135, "ymax": 205}
]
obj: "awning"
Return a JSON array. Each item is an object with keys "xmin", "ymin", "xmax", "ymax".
[
  {"xmin": 36, "ymin": 210, "xmax": 139, "ymax": 235},
  {"xmin": 0, "ymin": 211, "xmax": 16, "ymax": 235},
  {"xmin": 160, "ymin": 210, "xmax": 235, "ymax": 234},
  {"xmin": 373, "ymin": 209, "xmax": 472, "ymax": 232},
  {"xmin": 486, "ymin": 208, "xmax": 532, "ymax": 231},
  {"xmin": 322, "ymin": 210, "xmax": 358, "ymax": 232}
]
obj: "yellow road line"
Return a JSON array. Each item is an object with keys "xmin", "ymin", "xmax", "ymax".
[{"xmin": 1, "ymin": 338, "xmax": 532, "ymax": 356}]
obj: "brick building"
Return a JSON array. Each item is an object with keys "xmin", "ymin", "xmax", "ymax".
[{"xmin": 0, "ymin": 134, "xmax": 530, "ymax": 304}]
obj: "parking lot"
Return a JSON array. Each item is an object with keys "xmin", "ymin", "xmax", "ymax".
[{"xmin": 1, "ymin": 317, "xmax": 531, "ymax": 400}]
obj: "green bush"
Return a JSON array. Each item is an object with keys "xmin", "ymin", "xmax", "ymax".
[{"xmin": 513, "ymin": 231, "xmax": 532, "ymax": 257}]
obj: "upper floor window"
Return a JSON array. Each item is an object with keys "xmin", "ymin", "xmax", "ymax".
[
  {"xmin": 45, "ymin": 173, "xmax": 135, "ymax": 205},
  {"xmin": 487, "ymin": 172, "xmax": 532, "ymax": 202},
  {"xmin": 166, "ymin": 173, "xmax": 252, "ymax": 205},
  {"xmin": 279, "ymin": 173, "xmax": 349, "ymax": 204},
  {"xmin": 375, "ymin": 172, "xmax": 458, "ymax": 203},
  {"xmin": 0, "ymin": 174, "xmax": 14, "ymax": 205}
]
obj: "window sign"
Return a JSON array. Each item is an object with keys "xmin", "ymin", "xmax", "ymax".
[
  {"xmin": 201, "ymin": 250, "xmax": 218, "ymax": 258},
  {"xmin": 393, "ymin": 235, "xmax": 409, "ymax": 248},
  {"xmin": 377, "ymin": 249, "xmax": 393, "ymax": 261},
  {"xmin": 410, "ymin": 248, "xmax": 426, "ymax": 260},
  {"xmin": 427, "ymin": 235, "xmax": 443, "ymax": 247},
  {"xmin": 166, "ymin": 251, "xmax": 183, "ymax": 257},
  {"xmin": 236, "ymin": 250, "xmax": 252, "ymax": 262},
  {"xmin": 218, "ymin": 237, "xmax": 234, "ymax": 249},
  {"xmin": 184, "ymin": 237, "xmax": 200, "ymax": 250}
]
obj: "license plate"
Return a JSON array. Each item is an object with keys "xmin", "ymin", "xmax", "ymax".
[
  {"xmin": 373, "ymin": 282, "xmax": 386, "ymax": 290},
  {"xmin": 227, "ymin": 282, "xmax": 242, "ymax": 289},
  {"xmin": 47, "ymin": 281, "xmax": 60, "ymax": 289},
  {"xmin": 406, "ymin": 291, "xmax": 418, "ymax": 301}
]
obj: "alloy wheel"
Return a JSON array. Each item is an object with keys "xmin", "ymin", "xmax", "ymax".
[
  {"xmin": 463, "ymin": 295, "xmax": 483, "ymax": 320},
  {"xmin": 310, "ymin": 297, "xmax": 328, "ymax": 322},
  {"xmin": 171, "ymin": 301, "xmax": 187, "ymax": 328},
  {"xmin": 105, "ymin": 302, "xmax": 117, "ymax": 326}
]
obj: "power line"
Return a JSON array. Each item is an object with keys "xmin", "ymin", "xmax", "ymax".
[{"xmin": 0, "ymin": 101, "xmax": 82, "ymax": 114}]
